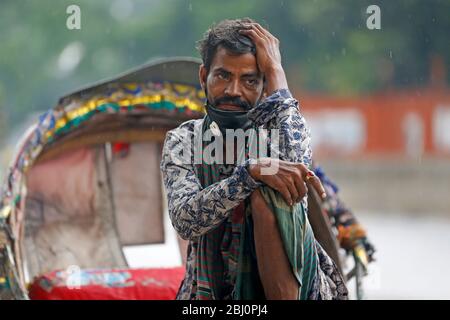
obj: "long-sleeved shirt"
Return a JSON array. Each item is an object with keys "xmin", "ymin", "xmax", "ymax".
[{"xmin": 161, "ymin": 89, "xmax": 315, "ymax": 299}]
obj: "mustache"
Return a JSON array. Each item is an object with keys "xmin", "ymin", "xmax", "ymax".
[{"xmin": 212, "ymin": 96, "xmax": 252, "ymax": 110}]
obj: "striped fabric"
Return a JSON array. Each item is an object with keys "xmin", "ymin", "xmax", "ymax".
[{"xmin": 193, "ymin": 119, "xmax": 243, "ymax": 299}]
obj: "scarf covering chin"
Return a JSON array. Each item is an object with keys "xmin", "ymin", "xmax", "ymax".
[{"xmin": 193, "ymin": 115, "xmax": 318, "ymax": 300}]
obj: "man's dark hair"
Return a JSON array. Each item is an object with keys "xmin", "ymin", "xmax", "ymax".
[{"xmin": 197, "ymin": 18, "xmax": 256, "ymax": 72}]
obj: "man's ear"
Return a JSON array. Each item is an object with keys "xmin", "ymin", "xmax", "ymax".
[{"xmin": 199, "ymin": 64, "xmax": 207, "ymax": 90}]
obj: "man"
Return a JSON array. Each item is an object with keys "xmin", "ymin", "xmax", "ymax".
[{"xmin": 161, "ymin": 18, "xmax": 348, "ymax": 300}]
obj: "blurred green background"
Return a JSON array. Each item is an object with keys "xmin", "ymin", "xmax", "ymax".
[{"xmin": 0, "ymin": 0, "xmax": 449, "ymax": 142}]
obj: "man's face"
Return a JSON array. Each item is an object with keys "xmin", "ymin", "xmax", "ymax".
[{"xmin": 199, "ymin": 46, "xmax": 264, "ymax": 111}]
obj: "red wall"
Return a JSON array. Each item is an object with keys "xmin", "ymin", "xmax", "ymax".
[{"xmin": 295, "ymin": 88, "xmax": 450, "ymax": 157}]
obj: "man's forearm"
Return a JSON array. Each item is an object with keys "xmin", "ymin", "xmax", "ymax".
[
  {"xmin": 248, "ymin": 89, "xmax": 312, "ymax": 167},
  {"xmin": 163, "ymin": 162, "xmax": 260, "ymax": 240}
]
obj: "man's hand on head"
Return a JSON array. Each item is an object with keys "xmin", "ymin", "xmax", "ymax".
[{"xmin": 239, "ymin": 23, "xmax": 289, "ymax": 95}]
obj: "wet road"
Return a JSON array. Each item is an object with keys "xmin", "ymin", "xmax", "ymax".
[{"xmin": 352, "ymin": 212, "xmax": 450, "ymax": 299}]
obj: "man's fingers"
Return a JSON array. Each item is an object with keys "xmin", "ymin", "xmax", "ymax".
[
  {"xmin": 272, "ymin": 177, "xmax": 293, "ymax": 206},
  {"xmin": 250, "ymin": 23, "xmax": 274, "ymax": 41},
  {"xmin": 240, "ymin": 24, "xmax": 270, "ymax": 43},
  {"xmin": 292, "ymin": 171, "xmax": 308, "ymax": 202},
  {"xmin": 295, "ymin": 182, "xmax": 308, "ymax": 203},
  {"xmin": 278, "ymin": 185, "xmax": 293, "ymax": 206},
  {"xmin": 305, "ymin": 171, "xmax": 326, "ymax": 199},
  {"xmin": 247, "ymin": 23, "xmax": 270, "ymax": 42},
  {"xmin": 239, "ymin": 29, "xmax": 264, "ymax": 44},
  {"xmin": 293, "ymin": 163, "xmax": 326, "ymax": 199},
  {"xmin": 281, "ymin": 175, "xmax": 299, "ymax": 205},
  {"xmin": 244, "ymin": 23, "xmax": 268, "ymax": 36},
  {"xmin": 293, "ymin": 162, "xmax": 308, "ymax": 173}
]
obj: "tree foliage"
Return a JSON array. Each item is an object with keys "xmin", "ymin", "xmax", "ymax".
[{"xmin": 0, "ymin": 0, "xmax": 448, "ymax": 142}]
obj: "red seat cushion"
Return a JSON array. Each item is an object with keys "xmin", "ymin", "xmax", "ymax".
[{"xmin": 29, "ymin": 267, "xmax": 185, "ymax": 300}]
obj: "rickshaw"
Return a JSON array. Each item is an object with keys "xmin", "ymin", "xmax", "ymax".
[{"xmin": 0, "ymin": 57, "xmax": 366, "ymax": 300}]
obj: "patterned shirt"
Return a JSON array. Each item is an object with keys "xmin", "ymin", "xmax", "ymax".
[{"xmin": 160, "ymin": 89, "xmax": 313, "ymax": 299}]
